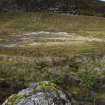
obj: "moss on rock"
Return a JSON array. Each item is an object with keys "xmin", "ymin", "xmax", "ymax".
[{"xmin": 2, "ymin": 95, "xmax": 25, "ymax": 105}]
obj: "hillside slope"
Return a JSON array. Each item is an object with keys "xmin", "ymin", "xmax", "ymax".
[{"xmin": 1, "ymin": 13, "xmax": 105, "ymax": 105}]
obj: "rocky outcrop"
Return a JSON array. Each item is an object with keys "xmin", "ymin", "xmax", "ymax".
[{"xmin": 2, "ymin": 81, "xmax": 72, "ymax": 105}]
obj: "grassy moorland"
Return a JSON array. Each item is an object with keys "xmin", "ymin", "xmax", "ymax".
[{"xmin": 1, "ymin": 12, "xmax": 105, "ymax": 104}]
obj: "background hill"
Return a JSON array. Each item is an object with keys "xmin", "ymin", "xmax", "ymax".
[{"xmin": 0, "ymin": 0, "xmax": 105, "ymax": 16}]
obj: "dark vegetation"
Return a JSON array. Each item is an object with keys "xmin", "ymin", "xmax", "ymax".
[{"xmin": 0, "ymin": 0, "xmax": 105, "ymax": 16}]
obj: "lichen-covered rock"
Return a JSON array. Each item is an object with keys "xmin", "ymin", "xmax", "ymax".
[{"xmin": 2, "ymin": 81, "xmax": 71, "ymax": 105}]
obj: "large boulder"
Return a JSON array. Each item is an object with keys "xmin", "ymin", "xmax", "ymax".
[{"xmin": 2, "ymin": 81, "xmax": 71, "ymax": 105}]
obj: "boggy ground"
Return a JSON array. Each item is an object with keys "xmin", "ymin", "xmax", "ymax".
[{"xmin": 1, "ymin": 13, "xmax": 105, "ymax": 104}]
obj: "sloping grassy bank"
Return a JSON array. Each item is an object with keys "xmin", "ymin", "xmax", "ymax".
[
  {"xmin": 1, "ymin": 13, "xmax": 105, "ymax": 104},
  {"xmin": 0, "ymin": 41, "xmax": 105, "ymax": 104}
]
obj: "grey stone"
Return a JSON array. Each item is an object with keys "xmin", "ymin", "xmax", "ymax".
[{"xmin": 2, "ymin": 81, "xmax": 71, "ymax": 105}]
